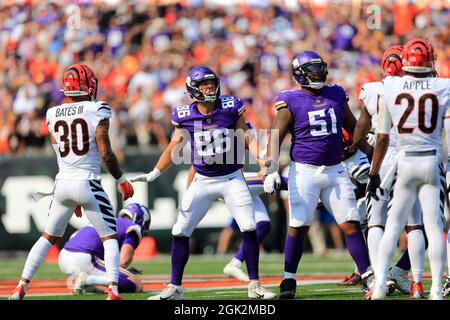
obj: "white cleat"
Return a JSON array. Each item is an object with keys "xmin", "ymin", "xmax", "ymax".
[
  {"xmin": 72, "ymin": 272, "xmax": 88, "ymax": 295},
  {"xmin": 429, "ymin": 292, "xmax": 444, "ymax": 300},
  {"xmin": 9, "ymin": 283, "xmax": 26, "ymax": 300},
  {"xmin": 248, "ymin": 281, "xmax": 277, "ymax": 300},
  {"xmin": 223, "ymin": 262, "xmax": 250, "ymax": 282},
  {"xmin": 388, "ymin": 266, "xmax": 410, "ymax": 294},
  {"xmin": 429, "ymin": 290, "xmax": 444, "ymax": 300},
  {"xmin": 148, "ymin": 284, "xmax": 184, "ymax": 300},
  {"xmin": 370, "ymin": 283, "xmax": 387, "ymax": 300}
]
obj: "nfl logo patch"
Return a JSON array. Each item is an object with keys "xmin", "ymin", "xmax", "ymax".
[{"xmin": 207, "ymin": 119, "xmax": 212, "ymax": 124}]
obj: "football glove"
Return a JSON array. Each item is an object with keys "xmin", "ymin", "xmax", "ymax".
[
  {"xmin": 367, "ymin": 174, "xmax": 383, "ymax": 201},
  {"xmin": 264, "ymin": 172, "xmax": 281, "ymax": 194},
  {"xmin": 130, "ymin": 168, "xmax": 161, "ymax": 183},
  {"xmin": 366, "ymin": 132, "xmax": 376, "ymax": 147},
  {"xmin": 118, "ymin": 176, "xmax": 134, "ymax": 200}
]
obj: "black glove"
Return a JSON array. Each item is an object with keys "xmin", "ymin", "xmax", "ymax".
[
  {"xmin": 367, "ymin": 174, "xmax": 383, "ymax": 201},
  {"xmin": 127, "ymin": 267, "xmax": 143, "ymax": 275}
]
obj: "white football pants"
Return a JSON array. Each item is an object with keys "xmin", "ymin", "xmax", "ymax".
[{"xmin": 172, "ymin": 169, "xmax": 255, "ymax": 237}]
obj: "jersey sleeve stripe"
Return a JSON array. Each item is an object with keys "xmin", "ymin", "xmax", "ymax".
[
  {"xmin": 97, "ymin": 106, "xmax": 111, "ymax": 112},
  {"xmin": 238, "ymin": 106, "xmax": 246, "ymax": 115},
  {"xmin": 275, "ymin": 103, "xmax": 288, "ymax": 110},
  {"xmin": 172, "ymin": 120, "xmax": 179, "ymax": 126}
]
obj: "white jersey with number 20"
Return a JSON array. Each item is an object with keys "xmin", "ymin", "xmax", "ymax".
[{"xmin": 377, "ymin": 76, "xmax": 450, "ymax": 152}]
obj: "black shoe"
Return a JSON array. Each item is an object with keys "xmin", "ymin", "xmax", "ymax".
[{"xmin": 279, "ymin": 278, "xmax": 297, "ymax": 299}]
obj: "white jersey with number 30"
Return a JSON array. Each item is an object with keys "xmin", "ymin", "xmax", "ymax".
[
  {"xmin": 378, "ymin": 76, "xmax": 450, "ymax": 152},
  {"xmin": 46, "ymin": 100, "xmax": 112, "ymax": 180}
]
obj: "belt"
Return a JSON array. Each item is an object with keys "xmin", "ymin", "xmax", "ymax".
[{"xmin": 404, "ymin": 150, "xmax": 436, "ymax": 157}]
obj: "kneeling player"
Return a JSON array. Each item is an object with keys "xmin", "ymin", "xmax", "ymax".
[{"xmin": 59, "ymin": 203, "xmax": 151, "ymax": 294}]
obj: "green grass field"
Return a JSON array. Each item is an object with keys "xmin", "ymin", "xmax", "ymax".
[{"xmin": 0, "ymin": 252, "xmax": 444, "ymax": 300}]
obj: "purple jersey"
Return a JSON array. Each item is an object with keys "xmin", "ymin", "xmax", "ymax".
[
  {"xmin": 64, "ymin": 217, "xmax": 142, "ymax": 259},
  {"xmin": 274, "ymin": 85, "xmax": 347, "ymax": 166},
  {"xmin": 171, "ymin": 96, "xmax": 246, "ymax": 177}
]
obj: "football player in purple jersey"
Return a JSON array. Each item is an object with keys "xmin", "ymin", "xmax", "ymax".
[
  {"xmin": 263, "ymin": 51, "xmax": 373, "ymax": 299},
  {"xmin": 131, "ymin": 66, "xmax": 276, "ymax": 300},
  {"xmin": 59, "ymin": 203, "xmax": 151, "ymax": 295}
]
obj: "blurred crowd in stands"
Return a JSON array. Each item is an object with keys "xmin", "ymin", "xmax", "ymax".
[{"xmin": 0, "ymin": 0, "xmax": 449, "ymax": 157}]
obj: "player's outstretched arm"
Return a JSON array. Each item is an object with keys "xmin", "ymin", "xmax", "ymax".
[
  {"xmin": 96, "ymin": 119, "xmax": 134, "ymax": 200},
  {"xmin": 131, "ymin": 128, "xmax": 185, "ymax": 183}
]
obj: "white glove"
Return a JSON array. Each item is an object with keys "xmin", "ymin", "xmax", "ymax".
[
  {"xmin": 366, "ymin": 132, "xmax": 376, "ymax": 147},
  {"xmin": 263, "ymin": 172, "xmax": 281, "ymax": 194},
  {"xmin": 130, "ymin": 168, "xmax": 161, "ymax": 183}
]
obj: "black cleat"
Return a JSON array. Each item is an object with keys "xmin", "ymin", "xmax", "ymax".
[{"xmin": 279, "ymin": 278, "xmax": 297, "ymax": 299}]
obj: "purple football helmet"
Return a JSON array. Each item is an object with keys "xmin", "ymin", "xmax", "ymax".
[
  {"xmin": 292, "ymin": 51, "xmax": 328, "ymax": 90},
  {"xmin": 186, "ymin": 66, "xmax": 220, "ymax": 102},
  {"xmin": 119, "ymin": 203, "xmax": 151, "ymax": 231}
]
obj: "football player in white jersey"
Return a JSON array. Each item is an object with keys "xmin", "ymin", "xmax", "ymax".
[
  {"xmin": 352, "ymin": 46, "xmax": 426, "ymax": 297},
  {"xmin": 367, "ymin": 38, "xmax": 450, "ymax": 300},
  {"xmin": 9, "ymin": 64, "xmax": 134, "ymax": 301}
]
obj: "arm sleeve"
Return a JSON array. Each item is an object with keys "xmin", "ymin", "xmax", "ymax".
[
  {"xmin": 95, "ymin": 101, "xmax": 112, "ymax": 121},
  {"xmin": 231, "ymin": 97, "xmax": 246, "ymax": 117},
  {"xmin": 376, "ymin": 94, "xmax": 392, "ymax": 134},
  {"xmin": 336, "ymin": 85, "xmax": 349, "ymax": 103},
  {"xmin": 274, "ymin": 92, "xmax": 288, "ymax": 111},
  {"xmin": 123, "ymin": 227, "xmax": 141, "ymax": 249},
  {"xmin": 358, "ymin": 85, "xmax": 367, "ymax": 103},
  {"xmin": 45, "ymin": 109, "xmax": 52, "ymax": 131},
  {"xmin": 171, "ymin": 107, "xmax": 182, "ymax": 127}
]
